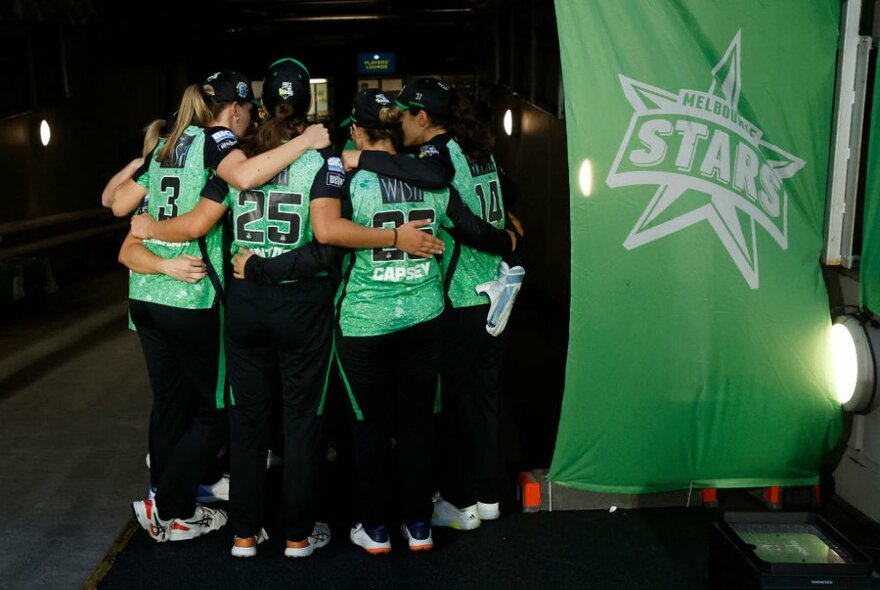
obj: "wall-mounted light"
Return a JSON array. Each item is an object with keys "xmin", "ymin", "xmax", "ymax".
[
  {"xmin": 502, "ymin": 107, "xmax": 521, "ymax": 138},
  {"xmin": 310, "ymin": 78, "xmax": 328, "ymax": 84},
  {"xmin": 40, "ymin": 120, "xmax": 51, "ymax": 147},
  {"xmin": 578, "ymin": 159, "xmax": 594, "ymax": 197},
  {"xmin": 831, "ymin": 314, "xmax": 880, "ymax": 413}
]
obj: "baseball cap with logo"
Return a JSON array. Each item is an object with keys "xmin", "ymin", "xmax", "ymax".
[
  {"xmin": 395, "ymin": 78, "xmax": 451, "ymax": 116},
  {"xmin": 202, "ymin": 70, "xmax": 259, "ymax": 106},
  {"xmin": 340, "ymin": 89, "xmax": 397, "ymax": 129},
  {"xmin": 262, "ymin": 58, "xmax": 312, "ymax": 115}
]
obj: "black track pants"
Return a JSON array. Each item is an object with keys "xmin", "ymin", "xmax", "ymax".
[
  {"xmin": 336, "ymin": 317, "xmax": 441, "ymax": 529},
  {"xmin": 226, "ymin": 278, "xmax": 332, "ymax": 542},
  {"xmin": 438, "ymin": 304, "xmax": 509, "ymax": 508},
  {"xmin": 129, "ymin": 299, "xmax": 229, "ymax": 520}
]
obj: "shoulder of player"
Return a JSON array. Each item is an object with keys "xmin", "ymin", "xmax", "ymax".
[
  {"xmin": 418, "ymin": 134, "xmax": 452, "ymax": 159},
  {"xmin": 203, "ymin": 126, "xmax": 238, "ymax": 147}
]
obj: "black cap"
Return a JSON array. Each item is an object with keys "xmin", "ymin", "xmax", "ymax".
[
  {"xmin": 202, "ymin": 70, "xmax": 258, "ymax": 106},
  {"xmin": 340, "ymin": 89, "xmax": 396, "ymax": 129},
  {"xmin": 395, "ymin": 78, "xmax": 451, "ymax": 116},
  {"xmin": 262, "ymin": 58, "xmax": 311, "ymax": 115}
]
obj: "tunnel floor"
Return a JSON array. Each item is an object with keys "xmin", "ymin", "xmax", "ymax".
[{"xmin": 1, "ymin": 268, "xmax": 878, "ymax": 589}]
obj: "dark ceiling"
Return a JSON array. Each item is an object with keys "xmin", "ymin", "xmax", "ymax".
[{"xmin": 3, "ymin": 0, "xmax": 520, "ymax": 78}]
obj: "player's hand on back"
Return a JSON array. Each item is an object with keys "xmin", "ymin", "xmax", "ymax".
[
  {"xmin": 232, "ymin": 247, "xmax": 255, "ymax": 280},
  {"xmin": 161, "ymin": 255, "xmax": 207, "ymax": 283},
  {"xmin": 506, "ymin": 210, "xmax": 524, "ymax": 237},
  {"xmin": 396, "ymin": 219, "xmax": 445, "ymax": 258},
  {"xmin": 342, "ymin": 150, "xmax": 361, "ymax": 171},
  {"xmin": 130, "ymin": 213, "xmax": 156, "ymax": 239}
]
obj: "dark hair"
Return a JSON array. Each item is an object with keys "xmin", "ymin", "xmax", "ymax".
[
  {"xmin": 413, "ymin": 91, "xmax": 494, "ymax": 165},
  {"xmin": 240, "ymin": 102, "xmax": 307, "ymax": 157},
  {"xmin": 449, "ymin": 92, "xmax": 494, "ymax": 165},
  {"xmin": 361, "ymin": 106, "xmax": 403, "ymax": 152}
]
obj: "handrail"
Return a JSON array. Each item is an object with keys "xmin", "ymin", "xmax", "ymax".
[
  {"xmin": 0, "ymin": 222, "xmax": 127, "ymax": 258},
  {"xmin": 0, "ymin": 208, "xmax": 112, "ymax": 236}
]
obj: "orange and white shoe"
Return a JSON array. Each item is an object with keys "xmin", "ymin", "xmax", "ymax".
[
  {"xmin": 400, "ymin": 521, "xmax": 433, "ymax": 552},
  {"xmin": 231, "ymin": 528, "xmax": 268, "ymax": 558},
  {"xmin": 350, "ymin": 523, "xmax": 391, "ymax": 555},
  {"xmin": 168, "ymin": 504, "xmax": 228, "ymax": 542},
  {"xmin": 285, "ymin": 522, "xmax": 331, "ymax": 558}
]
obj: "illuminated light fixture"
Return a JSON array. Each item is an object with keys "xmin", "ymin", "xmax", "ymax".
[
  {"xmin": 503, "ymin": 109, "xmax": 513, "ymax": 136},
  {"xmin": 831, "ymin": 315, "xmax": 880, "ymax": 413},
  {"xmin": 578, "ymin": 159, "xmax": 594, "ymax": 197},
  {"xmin": 40, "ymin": 120, "xmax": 51, "ymax": 146},
  {"xmin": 310, "ymin": 78, "xmax": 328, "ymax": 84},
  {"xmin": 373, "ymin": 54, "xmax": 380, "ymax": 60},
  {"xmin": 502, "ymin": 106, "xmax": 522, "ymax": 138}
]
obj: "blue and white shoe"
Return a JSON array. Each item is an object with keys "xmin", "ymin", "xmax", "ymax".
[
  {"xmin": 400, "ymin": 521, "xmax": 433, "ymax": 551},
  {"xmin": 196, "ymin": 474, "xmax": 229, "ymax": 503},
  {"xmin": 475, "ymin": 262, "xmax": 525, "ymax": 336},
  {"xmin": 350, "ymin": 523, "xmax": 391, "ymax": 555}
]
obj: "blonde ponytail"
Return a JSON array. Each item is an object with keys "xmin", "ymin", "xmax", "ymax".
[
  {"xmin": 142, "ymin": 119, "xmax": 166, "ymax": 159},
  {"xmin": 157, "ymin": 84, "xmax": 215, "ymax": 164}
]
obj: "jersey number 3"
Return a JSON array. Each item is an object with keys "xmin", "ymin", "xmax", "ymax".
[{"xmin": 157, "ymin": 177, "xmax": 181, "ymax": 220}]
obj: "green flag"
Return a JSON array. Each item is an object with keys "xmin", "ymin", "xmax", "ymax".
[
  {"xmin": 550, "ymin": 0, "xmax": 842, "ymax": 493},
  {"xmin": 861, "ymin": 52, "xmax": 880, "ymax": 313}
]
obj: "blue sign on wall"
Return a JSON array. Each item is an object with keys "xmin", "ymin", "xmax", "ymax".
[{"xmin": 358, "ymin": 53, "xmax": 396, "ymax": 75}]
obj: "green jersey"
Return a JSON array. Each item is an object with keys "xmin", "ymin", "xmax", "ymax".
[
  {"xmin": 336, "ymin": 170, "xmax": 450, "ymax": 337},
  {"xmin": 129, "ymin": 125, "xmax": 225, "ymax": 309},
  {"xmin": 440, "ymin": 139, "xmax": 505, "ymax": 308},
  {"xmin": 223, "ymin": 149, "xmax": 343, "ymax": 282}
]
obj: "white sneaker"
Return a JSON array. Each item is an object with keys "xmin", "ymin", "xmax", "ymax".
[
  {"xmin": 431, "ymin": 498, "xmax": 481, "ymax": 531},
  {"xmin": 132, "ymin": 498, "xmax": 172, "ymax": 542},
  {"xmin": 477, "ymin": 501, "xmax": 500, "ymax": 520},
  {"xmin": 168, "ymin": 504, "xmax": 228, "ymax": 541},
  {"xmin": 196, "ymin": 474, "xmax": 230, "ymax": 503},
  {"xmin": 400, "ymin": 522, "xmax": 433, "ymax": 552},
  {"xmin": 350, "ymin": 523, "xmax": 391, "ymax": 555},
  {"xmin": 285, "ymin": 522, "xmax": 331, "ymax": 558},
  {"xmin": 475, "ymin": 262, "xmax": 525, "ymax": 336},
  {"xmin": 231, "ymin": 528, "xmax": 268, "ymax": 558}
]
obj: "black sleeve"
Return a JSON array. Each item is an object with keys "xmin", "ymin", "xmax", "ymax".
[
  {"xmin": 444, "ymin": 187, "xmax": 512, "ymax": 255},
  {"xmin": 132, "ymin": 151, "xmax": 153, "ymax": 183},
  {"xmin": 243, "ymin": 240, "xmax": 343, "ymax": 284},
  {"xmin": 203, "ymin": 126, "xmax": 241, "ymax": 170},
  {"xmin": 310, "ymin": 148, "xmax": 345, "ymax": 200},
  {"xmin": 357, "ymin": 144, "xmax": 453, "ymax": 190},
  {"xmin": 200, "ymin": 174, "xmax": 230, "ymax": 204},
  {"xmin": 339, "ymin": 175, "xmax": 355, "ymax": 220}
]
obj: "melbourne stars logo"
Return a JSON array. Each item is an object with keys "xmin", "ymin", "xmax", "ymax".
[{"xmin": 606, "ymin": 30, "xmax": 805, "ymax": 289}]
